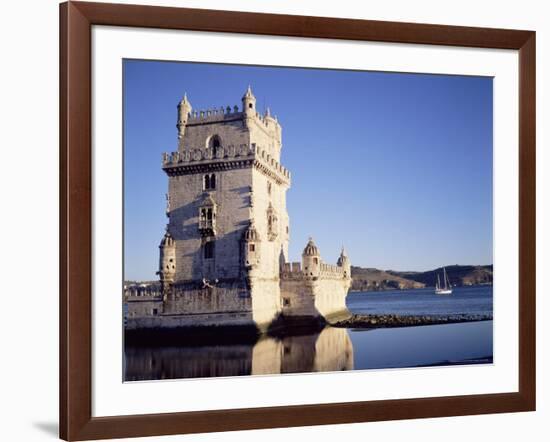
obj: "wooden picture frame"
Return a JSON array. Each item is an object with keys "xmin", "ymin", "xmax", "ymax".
[{"xmin": 59, "ymin": 1, "xmax": 536, "ymax": 440}]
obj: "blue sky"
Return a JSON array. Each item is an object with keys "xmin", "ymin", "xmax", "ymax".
[{"xmin": 124, "ymin": 59, "xmax": 493, "ymax": 281}]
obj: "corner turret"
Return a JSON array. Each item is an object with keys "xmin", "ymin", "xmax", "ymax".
[
  {"xmin": 177, "ymin": 93, "xmax": 192, "ymax": 145},
  {"xmin": 302, "ymin": 237, "xmax": 321, "ymax": 277},
  {"xmin": 242, "ymin": 85, "xmax": 256, "ymax": 116},
  {"xmin": 242, "ymin": 220, "xmax": 261, "ymax": 270},
  {"xmin": 157, "ymin": 231, "xmax": 176, "ymax": 297},
  {"xmin": 337, "ymin": 247, "xmax": 351, "ymax": 279}
]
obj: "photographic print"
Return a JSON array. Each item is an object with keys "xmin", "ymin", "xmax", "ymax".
[{"xmin": 123, "ymin": 60, "xmax": 493, "ymax": 382}]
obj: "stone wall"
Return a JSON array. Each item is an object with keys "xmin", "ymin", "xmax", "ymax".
[
  {"xmin": 280, "ymin": 273, "xmax": 352, "ymax": 322},
  {"xmin": 126, "ymin": 311, "xmax": 253, "ymax": 330},
  {"xmin": 179, "ymin": 116, "xmax": 249, "ymax": 153},
  {"xmin": 126, "ymin": 298, "xmax": 164, "ymax": 319},
  {"xmin": 166, "ymin": 282, "xmax": 251, "ymax": 314},
  {"xmin": 251, "ymin": 167, "xmax": 289, "ymax": 278},
  {"xmin": 247, "ymin": 115, "xmax": 282, "ymax": 161},
  {"xmin": 249, "ymin": 277, "xmax": 281, "ymax": 330},
  {"xmin": 280, "ymin": 278, "xmax": 316, "ymax": 317},
  {"xmin": 311, "ymin": 277, "xmax": 352, "ymax": 322},
  {"xmin": 168, "ymin": 166, "xmax": 253, "ymax": 281}
]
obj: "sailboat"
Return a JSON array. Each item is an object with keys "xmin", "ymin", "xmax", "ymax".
[{"xmin": 435, "ymin": 267, "xmax": 453, "ymax": 295}]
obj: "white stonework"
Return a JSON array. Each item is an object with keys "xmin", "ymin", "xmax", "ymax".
[{"xmin": 126, "ymin": 87, "xmax": 352, "ymax": 331}]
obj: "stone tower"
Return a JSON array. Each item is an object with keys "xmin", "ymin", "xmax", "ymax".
[
  {"xmin": 160, "ymin": 87, "xmax": 291, "ymax": 327},
  {"xmin": 125, "ymin": 87, "xmax": 352, "ymax": 331}
]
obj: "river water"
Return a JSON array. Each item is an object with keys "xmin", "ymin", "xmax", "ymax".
[{"xmin": 124, "ymin": 286, "xmax": 493, "ymax": 381}]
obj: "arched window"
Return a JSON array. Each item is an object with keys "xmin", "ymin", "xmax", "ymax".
[
  {"xmin": 203, "ymin": 174, "xmax": 210, "ymax": 190},
  {"xmin": 208, "ymin": 135, "xmax": 222, "ymax": 149},
  {"xmin": 210, "ymin": 174, "xmax": 216, "ymax": 189}
]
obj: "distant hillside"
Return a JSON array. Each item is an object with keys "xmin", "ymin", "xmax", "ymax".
[
  {"xmin": 350, "ymin": 264, "xmax": 493, "ymax": 292},
  {"xmin": 126, "ymin": 265, "xmax": 492, "ymax": 293},
  {"xmin": 350, "ymin": 267, "xmax": 425, "ymax": 291},
  {"xmin": 388, "ymin": 265, "xmax": 493, "ymax": 288}
]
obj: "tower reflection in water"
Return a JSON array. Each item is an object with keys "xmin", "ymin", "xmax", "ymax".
[{"xmin": 125, "ymin": 327, "xmax": 353, "ymax": 381}]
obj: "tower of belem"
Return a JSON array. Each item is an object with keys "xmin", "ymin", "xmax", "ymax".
[{"xmin": 125, "ymin": 87, "xmax": 352, "ymax": 331}]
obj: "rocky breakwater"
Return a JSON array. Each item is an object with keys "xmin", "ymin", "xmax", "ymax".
[{"xmin": 334, "ymin": 313, "xmax": 493, "ymax": 329}]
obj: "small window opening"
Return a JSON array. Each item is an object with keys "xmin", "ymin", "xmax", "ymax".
[{"xmin": 204, "ymin": 173, "xmax": 216, "ymax": 190}]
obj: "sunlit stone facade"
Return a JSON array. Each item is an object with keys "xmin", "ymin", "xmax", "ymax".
[{"xmin": 126, "ymin": 87, "xmax": 352, "ymax": 330}]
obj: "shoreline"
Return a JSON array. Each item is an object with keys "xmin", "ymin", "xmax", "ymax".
[{"xmin": 333, "ymin": 313, "xmax": 493, "ymax": 329}]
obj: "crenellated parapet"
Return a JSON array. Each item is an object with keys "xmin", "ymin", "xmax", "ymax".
[
  {"xmin": 281, "ymin": 262, "xmax": 304, "ymax": 280},
  {"xmin": 181, "ymin": 106, "xmax": 280, "ymax": 131},
  {"xmin": 162, "ymin": 143, "xmax": 291, "ymax": 185},
  {"xmin": 319, "ymin": 262, "xmax": 347, "ymax": 278},
  {"xmin": 281, "ymin": 261, "xmax": 347, "ymax": 281},
  {"xmin": 186, "ymin": 105, "xmax": 243, "ymax": 125}
]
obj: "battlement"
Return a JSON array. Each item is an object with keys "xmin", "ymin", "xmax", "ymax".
[
  {"xmin": 182, "ymin": 105, "xmax": 280, "ymax": 129},
  {"xmin": 186, "ymin": 106, "xmax": 243, "ymax": 125},
  {"xmin": 282, "ymin": 262, "xmax": 302, "ymax": 273},
  {"xmin": 281, "ymin": 260, "xmax": 346, "ymax": 280},
  {"xmin": 253, "ymin": 111, "xmax": 280, "ymax": 130},
  {"xmin": 320, "ymin": 263, "xmax": 345, "ymax": 277},
  {"xmin": 162, "ymin": 144, "xmax": 291, "ymax": 183}
]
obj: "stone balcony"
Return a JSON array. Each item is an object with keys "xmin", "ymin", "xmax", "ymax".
[{"xmin": 198, "ymin": 218, "xmax": 216, "ymax": 236}]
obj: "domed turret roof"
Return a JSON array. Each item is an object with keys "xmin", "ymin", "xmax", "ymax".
[
  {"xmin": 243, "ymin": 221, "xmax": 259, "ymax": 242},
  {"xmin": 337, "ymin": 246, "xmax": 350, "ymax": 266},
  {"xmin": 302, "ymin": 237, "xmax": 320, "ymax": 256}
]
